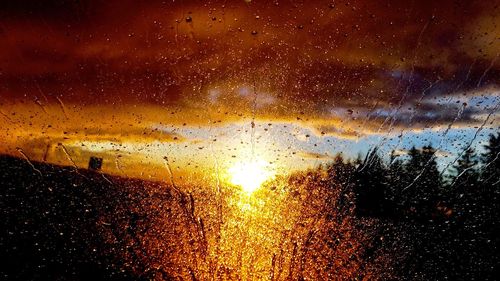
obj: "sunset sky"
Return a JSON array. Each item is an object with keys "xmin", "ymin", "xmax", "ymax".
[{"xmin": 0, "ymin": 0, "xmax": 498, "ymax": 183}]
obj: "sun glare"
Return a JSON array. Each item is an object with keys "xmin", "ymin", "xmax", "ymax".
[{"xmin": 228, "ymin": 159, "xmax": 274, "ymax": 193}]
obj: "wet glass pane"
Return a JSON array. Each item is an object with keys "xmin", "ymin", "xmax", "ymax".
[{"xmin": 0, "ymin": 1, "xmax": 499, "ymax": 280}]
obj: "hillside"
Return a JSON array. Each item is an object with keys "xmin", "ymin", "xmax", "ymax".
[{"xmin": 0, "ymin": 155, "xmax": 170, "ymax": 280}]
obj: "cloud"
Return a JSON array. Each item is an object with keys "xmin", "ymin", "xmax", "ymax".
[
  {"xmin": 1, "ymin": 1, "xmax": 498, "ymax": 107},
  {"xmin": 297, "ymin": 151, "xmax": 336, "ymax": 160},
  {"xmin": 391, "ymin": 148, "xmax": 452, "ymax": 158},
  {"xmin": 0, "ymin": 0, "xmax": 499, "ymax": 176},
  {"xmin": 0, "ymin": 103, "xmax": 189, "ymax": 159}
]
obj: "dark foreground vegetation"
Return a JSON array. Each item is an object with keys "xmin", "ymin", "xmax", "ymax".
[{"xmin": 0, "ymin": 133, "xmax": 499, "ymax": 280}]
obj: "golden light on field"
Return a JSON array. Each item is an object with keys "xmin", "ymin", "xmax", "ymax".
[{"xmin": 228, "ymin": 159, "xmax": 274, "ymax": 193}]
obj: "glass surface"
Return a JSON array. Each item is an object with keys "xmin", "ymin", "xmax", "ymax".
[{"xmin": 0, "ymin": 1, "xmax": 499, "ymax": 280}]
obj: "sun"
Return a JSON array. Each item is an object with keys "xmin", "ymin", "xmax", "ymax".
[{"xmin": 228, "ymin": 159, "xmax": 274, "ymax": 193}]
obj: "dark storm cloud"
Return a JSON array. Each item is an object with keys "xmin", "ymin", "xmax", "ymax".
[
  {"xmin": 0, "ymin": 0, "xmax": 92, "ymax": 20},
  {"xmin": 0, "ymin": 0, "xmax": 498, "ymax": 129}
]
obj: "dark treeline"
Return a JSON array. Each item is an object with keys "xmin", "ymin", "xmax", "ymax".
[{"xmin": 321, "ymin": 132, "xmax": 500, "ymax": 280}]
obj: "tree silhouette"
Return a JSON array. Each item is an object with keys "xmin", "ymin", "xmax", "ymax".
[
  {"xmin": 447, "ymin": 148, "xmax": 479, "ymax": 208},
  {"xmin": 387, "ymin": 150, "xmax": 406, "ymax": 215},
  {"xmin": 477, "ymin": 133, "xmax": 500, "ymax": 277},
  {"xmin": 481, "ymin": 133, "xmax": 500, "ymax": 187},
  {"xmin": 479, "ymin": 133, "xmax": 500, "ymax": 232},
  {"xmin": 353, "ymin": 148, "xmax": 393, "ymax": 217},
  {"xmin": 401, "ymin": 145, "xmax": 442, "ymax": 219}
]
